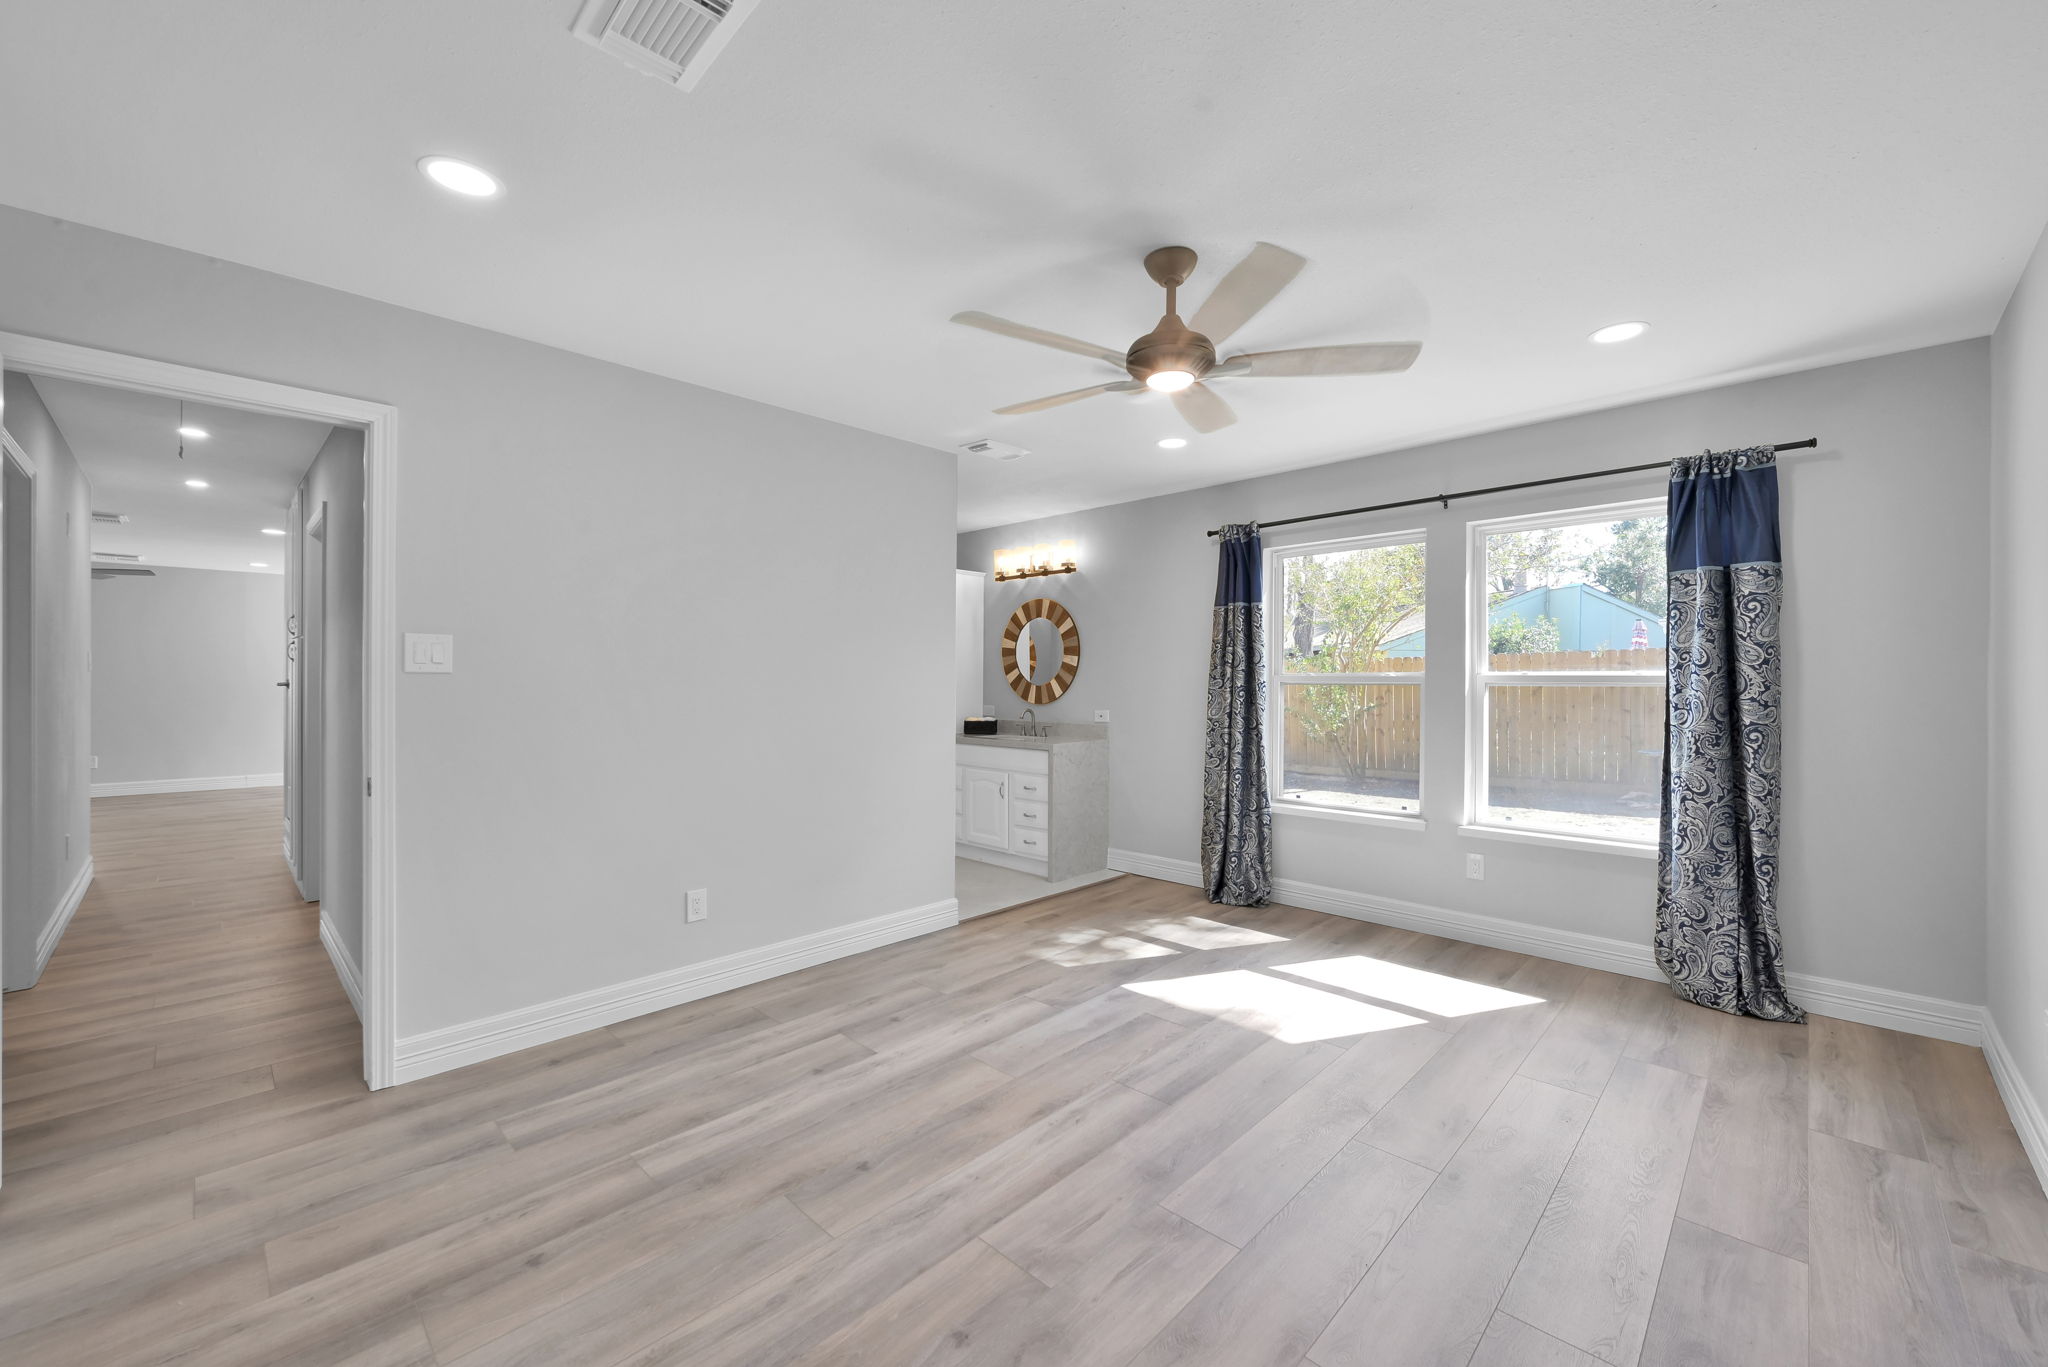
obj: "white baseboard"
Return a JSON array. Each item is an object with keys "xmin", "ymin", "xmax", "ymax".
[
  {"xmin": 1981, "ymin": 1008, "xmax": 2048, "ymax": 1193},
  {"xmin": 92, "ymin": 773, "xmax": 283, "ymax": 798},
  {"xmin": 28, "ymin": 857, "xmax": 93, "ymax": 982},
  {"xmin": 1105, "ymin": 848, "xmax": 1984, "ymax": 1046},
  {"xmin": 319, "ymin": 912, "xmax": 365, "ymax": 1021},
  {"xmin": 392, "ymin": 897, "xmax": 961, "ymax": 1086}
]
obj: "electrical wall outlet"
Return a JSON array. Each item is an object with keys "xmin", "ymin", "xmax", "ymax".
[
  {"xmin": 1094, "ymin": 709, "xmax": 1111, "ymax": 724},
  {"xmin": 1465, "ymin": 853, "xmax": 1484, "ymax": 880},
  {"xmin": 685, "ymin": 888, "xmax": 709, "ymax": 923}
]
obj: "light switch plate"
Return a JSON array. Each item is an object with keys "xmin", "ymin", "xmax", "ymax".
[
  {"xmin": 404, "ymin": 633, "xmax": 455, "ymax": 673},
  {"xmin": 1094, "ymin": 710, "xmax": 1111, "ymax": 724}
]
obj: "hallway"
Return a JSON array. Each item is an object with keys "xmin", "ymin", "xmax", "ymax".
[{"xmin": 0, "ymin": 788, "xmax": 363, "ymax": 1349}]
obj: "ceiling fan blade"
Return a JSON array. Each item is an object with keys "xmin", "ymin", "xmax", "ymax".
[
  {"xmin": 1171, "ymin": 382, "xmax": 1237, "ymax": 434},
  {"xmin": 952, "ymin": 311, "xmax": 1128, "ymax": 368},
  {"xmin": 1226, "ymin": 342, "xmax": 1422, "ymax": 377},
  {"xmin": 1188, "ymin": 242, "xmax": 1307, "ymax": 346},
  {"xmin": 993, "ymin": 381, "xmax": 1141, "ymax": 415}
]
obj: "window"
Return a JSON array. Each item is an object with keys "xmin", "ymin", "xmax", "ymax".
[
  {"xmin": 1467, "ymin": 502, "xmax": 1666, "ymax": 846},
  {"xmin": 1269, "ymin": 532, "xmax": 1427, "ymax": 820}
]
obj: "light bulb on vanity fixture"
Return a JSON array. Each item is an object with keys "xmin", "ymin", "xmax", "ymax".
[{"xmin": 992, "ymin": 539, "xmax": 1079, "ymax": 583}]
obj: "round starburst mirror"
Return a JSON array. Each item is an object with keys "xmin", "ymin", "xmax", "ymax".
[{"xmin": 1002, "ymin": 599, "xmax": 1080, "ymax": 704}]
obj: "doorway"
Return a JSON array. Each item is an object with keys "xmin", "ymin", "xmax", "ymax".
[
  {"xmin": 1, "ymin": 440, "xmax": 31, "ymax": 989},
  {"xmin": 0, "ymin": 332, "xmax": 398, "ymax": 1104}
]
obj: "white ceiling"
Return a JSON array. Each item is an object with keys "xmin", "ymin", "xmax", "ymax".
[
  {"xmin": 1, "ymin": 2, "xmax": 2044, "ymax": 531},
  {"xmin": 31, "ymin": 376, "xmax": 334, "ymax": 574}
]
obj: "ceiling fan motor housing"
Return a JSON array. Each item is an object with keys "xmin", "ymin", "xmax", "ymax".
[{"xmin": 1126, "ymin": 313, "xmax": 1216, "ymax": 385}]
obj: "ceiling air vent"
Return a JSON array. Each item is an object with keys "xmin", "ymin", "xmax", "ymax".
[
  {"xmin": 91, "ymin": 510, "xmax": 130, "ymax": 525},
  {"xmin": 960, "ymin": 439, "xmax": 1030, "ymax": 462},
  {"xmin": 571, "ymin": 0, "xmax": 759, "ymax": 91}
]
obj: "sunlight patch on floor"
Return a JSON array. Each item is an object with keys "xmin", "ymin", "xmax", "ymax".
[
  {"xmin": 1030, "ymin": 927, "xmax": 1181, "ymax": 967},
  {"xmin": 1126, "ymin": 915, "xmax": 1288, "ymax": 950},
  {"xmin": 1123, "ymin": 970, "xmax": 1428, "ymax": 1043},
  {"xmin": 1272, "ymin": 955, "xmax": 1545, "ymax": 1017}
]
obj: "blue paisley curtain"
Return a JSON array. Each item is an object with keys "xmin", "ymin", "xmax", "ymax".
[
  {"xmin": 1201, "ymin": 524, "xmax": 1274, "ymax": 906},
  {"xmin": 1655, "ymin": 448, "xmax": 1802, "ymax": 1022}
]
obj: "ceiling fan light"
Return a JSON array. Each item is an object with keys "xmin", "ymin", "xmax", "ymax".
[{"xmin": 1146, "ymin": 370, "xmax": 1196, "ymax": 393}]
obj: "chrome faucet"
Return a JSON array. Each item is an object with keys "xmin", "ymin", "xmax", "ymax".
[{"xmin": 1019, "ymin": 708, "xmax": 1039, "ymax": 737}]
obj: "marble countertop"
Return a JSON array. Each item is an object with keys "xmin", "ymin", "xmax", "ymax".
[{"xmin": 955, "ymin": 730, "xmax": 1107, "ymax": 752}]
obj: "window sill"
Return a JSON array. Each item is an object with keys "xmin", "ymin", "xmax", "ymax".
[
  {"xmin": 1275, "ymin": 801, "xmax": 1427, "ymax": 832},
  {"xmin": 1457, "ymin": 823, "xmax": 1657, "ymax": 859}
]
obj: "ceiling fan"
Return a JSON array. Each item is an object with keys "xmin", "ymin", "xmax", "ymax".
[{"xmin": 952, "ymin": 243, "xmax": 1420, "ymax": 435}]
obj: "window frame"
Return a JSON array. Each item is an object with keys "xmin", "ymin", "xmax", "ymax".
[
  {"xmin": 1264, "ymin": 528, "xmax": 1430, "ymax": 830},
  {"xmin": 1461, "ymin": 497, "xmax": 1666, "ymax": 856}
]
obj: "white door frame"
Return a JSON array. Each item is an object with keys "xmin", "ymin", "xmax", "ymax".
[{"xmin": 0, "ymin": 331, "xmax": 402, "ymax": 1090}]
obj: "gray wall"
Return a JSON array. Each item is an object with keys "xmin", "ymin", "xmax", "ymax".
[
  {"xmin": 0, "ymin": 205, "xmax": 957, "ymax": 1039},
  {"xmin": 300, "ymin": 428, "xmax": 364, "ymax": 975},
  {"xmin": 961, "ymin": 341, "xmax": 1991, "ymax": 1007},
  {"xmin": 90, "ymin": 566, "xmax": 283, "ymax": 786},
  {"xmin": 1, "ymin": 374, "xmax": 94, "ymax": 989},
  {"xmin": 1989, "ymin": 226, "xmax": 2048, "ymax": 1114}
]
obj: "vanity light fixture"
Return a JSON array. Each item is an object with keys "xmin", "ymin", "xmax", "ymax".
[{"xmin": 993, "ymin": 539, "xmax": 1079, "ymax": 582}]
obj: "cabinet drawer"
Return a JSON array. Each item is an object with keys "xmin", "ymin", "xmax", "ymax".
[
  {"xmin": 1012, "ymin": 773, "xmax": 1050, "ymax": 802},
  {"xmin": 1012, "ymin": 801, "xmax": 1049, "ymax": 829},
  {"xmin": 1009, "ymin": 825, "xmax": 1050, "ymax": 859}
]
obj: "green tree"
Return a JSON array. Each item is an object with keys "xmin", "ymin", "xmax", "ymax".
[
  {"xmin": 1284, "ymin": 544, "xmax": 1425, "ymax": 785},
  {"xmin": 1484, "ymin": 527, "xmax": 1567, "ymax": 604},
  {"xmin": 1284, "ymin": 542, "xmax": 1426, "ymax": 673},
  {"xmin": 1580, "ymin": 518, "xmax": 1667, "ymax": 615},
  {"xmin": 1489, "ymin": 612, "xmax": 1562, "ymax": 657}
]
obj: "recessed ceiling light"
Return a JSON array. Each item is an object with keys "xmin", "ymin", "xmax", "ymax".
[
  {"xmin": 1157, "ymin": 437, "xmax": 1188, "ymax": 450},
  {"xmin": 418, "ymin": 156, "xmax": 502, "ymax": 198},
  {"xmin": 184, "ymin": 479, "xmax": 209, "ymax": 489},
  {"xmin": 261, "ymin": 527, "xmax": 286, "ymax": 536},
  {"xmin": 1145, "ymin": 370, "xmax": 1196, "ymax": 393},
  {"xmin": 177, "ymin": 425, "xmax": 209, "ymax": 439},
  {"xmin": 1589, "ymin": 321, "xmax": 1649, "ymax": 345},
  {"xmin": 250, "ymin": 562, "xmax": 269, "ymax": 569}
]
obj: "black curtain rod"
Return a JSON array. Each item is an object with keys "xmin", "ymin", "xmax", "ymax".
[{"xmin": 1204, "ymin": 438, "xmax": 1819, "ymax": 537}]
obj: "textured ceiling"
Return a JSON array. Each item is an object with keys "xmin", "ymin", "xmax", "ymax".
[
  {"xmin": 34, "ymin": 376, "xmax": 333, "ymax": 573},
  {"xmin": 1, "ymin": 1, "xmax": 2044, "ymax": 530}
]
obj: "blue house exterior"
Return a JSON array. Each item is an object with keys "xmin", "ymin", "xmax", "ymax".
[{"xmin": 1380, "ymin": 582, "xmax": 1664, "ymax": 656}]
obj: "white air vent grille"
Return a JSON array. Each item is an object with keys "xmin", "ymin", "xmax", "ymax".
[
  {"xmin": 572, "ymin": 0, "xmax": 757, "ymax": 91},
  {"xmin": 93, "ymin": 551, "xmax": 143, "ymax": 562},
  {"xmin": 91, "ymin": 510, "xmax": 130, "ymax": 525},
  {"xmin": 959, "ymin": 439, "xmax": 1030, "ymax": 462}
]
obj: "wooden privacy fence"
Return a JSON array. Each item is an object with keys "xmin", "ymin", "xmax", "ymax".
[{"xmin": 1281, "ymin": 649, "xmax": 1668, "ymax": 794}]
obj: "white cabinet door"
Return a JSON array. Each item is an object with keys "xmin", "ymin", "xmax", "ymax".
[{"xmin": 960, "ymin": 767, "xmax": 1011, "ymax": 850}]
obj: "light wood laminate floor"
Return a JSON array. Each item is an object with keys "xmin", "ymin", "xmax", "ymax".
[{"xmin": 2, "ymin": 788, "xmax": 2045, "ymax": 1366}]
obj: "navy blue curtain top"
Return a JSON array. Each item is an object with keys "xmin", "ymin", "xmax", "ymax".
[
  {"xmin": 1667, "ymin": 447, "xmax": 1780, "ymax": 571},
  {"xmin": 1214, "ymin": 524, "xmax": 1263, "ymax": 607}
]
